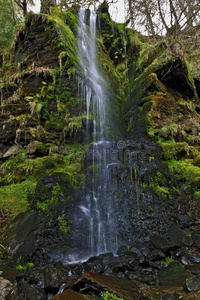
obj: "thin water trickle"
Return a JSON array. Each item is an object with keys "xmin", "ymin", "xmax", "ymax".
[{"xmin": 73, "ymin": 8, "xmax": 118, "ymax": 258}]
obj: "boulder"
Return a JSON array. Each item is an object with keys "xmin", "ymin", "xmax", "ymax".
[
  {"xmin": 146, "ymin": 249, "xmax": 166, "ymax": 261},
  {"xmin": 49, "ymin": 289, "xmax": 89, "ymax": 299},
  {"xmin": 3, "ymin": 212, "xmax": 45, "ymax": 259},
  {"xmin": 44, "ymin": 263, "xmax": 68, "ymax": 293},
  {"xmin": 159, "ymin": 262, "xmax": 192, "ymax": 286},
  {"xmin": 34, "ymin": 172, "xmax": 74, "ymax": 207},
  {"xmin": 185, "ymin": 275, "xmax": 200, "ymax": 292},
  {"xmin": 192, "ymin": 229, "xmax": 200, "ymax": 249},
  {"xmin": 168, "ymin": 224, "xmax": 190, "ymax": 246},
  {"xmin": 0, "ymin": 277, "xmax": 13, "ymax": 299},
  {"xmin": 18, "ymin": 282, "xmax": 47, "ymax": 300},
  {"xmin": 150, "ymin": 234, "xmax": 174, "ymax": 252},
  {"xmin": 181, "ymin": 253, "xmax": 200, "ymax": 266},
  {"xmin": 64, "ymin": 272, "xmax": 140, "ymax": 299}
]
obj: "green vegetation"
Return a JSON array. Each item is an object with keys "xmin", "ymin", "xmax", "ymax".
[
  {"xmin": 37, "ymin": 182, "xmax": 61, "ymax": 217},
  {"xmin": 100, "ymin": 291, "xmax": 123, "ymax": 300},
  {"xmin": 159, "ymin": 256, "xmax": 176, "ymax": 266},
  {"xmin": 0, "ymin": 143, "xmax": 86, "ymax": 220},
  {"xmin": 57, "ymin": 214, "xmax": 72, "ymax": 235},
  {"xmin": 149, "ymin": 171, "xmax": 170, "ymax": 200},
  {"xmin": 46, "ymin": 7, "xmax": 78, "ymax": 62},
  {"xmin": 0, "ymin": 0, "xmax": 16, "ymax": 55},
  {"xmin": 15, "ymin": 257, "xmax": 34, "ymax": 272}
]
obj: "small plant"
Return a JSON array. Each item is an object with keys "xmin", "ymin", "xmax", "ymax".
[
  {"xmin": 15, "ymin": 257, "xmax": 34, "ymax": 272},
  {"xmin": 160, "ymin": 256, "xmax": 175, "ymax": 266},
  {"xmin": 57, "ymin": 214, "xmax": 72, "ymax": 235},
  {"xmin": 16, "ymin": 264, "xmax": 27, "ymax": 272},
  {"xmin": 100, "ymin": 291, "xmax": 123, "ymax": 300},
  {"xmin": 26, "ymin": 262, "xmax": 34, "ymax": 269},
  {"xmin": 37, "ymin": 183, "xmax": 61, "ymax": 219}
]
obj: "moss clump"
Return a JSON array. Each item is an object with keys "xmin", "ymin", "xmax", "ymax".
[
  {"xmin": 161, "ymin": 141, "xmax": 190, "ymax": 160},
  {"xmin": 137, "ymin": 40, "xmax": 167, "ymax": 72},
  {"xmin": 149, "ymin": 171, "xmax": 170, "ymax": 200},
  {"xmin": 168, "ymin": 159, "xmax": 200, "ymax": 192},
  {"xmin": 46, "ymin": 7, "xmax": 77, "ymax": 62},
  {"xmin": 0, "ymin": 180, "xmax": 36, "ymax": 219}
]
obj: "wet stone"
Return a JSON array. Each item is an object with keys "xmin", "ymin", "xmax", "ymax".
[
  {"xmin": 192, "ymin": 229, "xmax": 200, "ymax": 248},
  {"xmin": 0, "ymin": 277, "xmax": 13, "ymax": 299},
  {"xmin": 168, "ymin": 224, "xmax": 190, "ymax": 246},
  {"xmin": 159, "ymin": 263, "xmax": 192, "ymax": 286},
  {"xmin": 147, "ymin": 249, "xmax": 166, "ymax": 261},
  {"xmin": 150, "ymin": 234, "xmax": 174, "ymax": 252},
  {"xmin": 185, "ymin": 275, "xmax": 200, "ymax": 292},
  {"xmin": 181, "ymin": 253, "xmax": 200, "ymax": 265}
]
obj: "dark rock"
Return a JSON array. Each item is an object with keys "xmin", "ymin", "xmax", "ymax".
[
  {"xmin": 168, "ymin": 224, "xmax": 190, "ymax": 246},
  {"xmin": 0, "ymin": 277, "xmax": 13, "ymax": 299},
  {"xmin": 130, "ymin": 247, "xmax": 142, "ymax": 257},
  {"xmin": 146, "ymin": 249, "xmax": 166, "ymax": 261},
  {"xmin": 0, "ymin": 265, "xmax": 17, "ymax": 283},
  {"xmin": 98, "ymin": 252, "xmax": 114, "ymax": 264},
  {"xmin": 182, "ymin": 253, "xmax": 200, "ymax": 265},
  {"xmin": 3, "ymin": 212, "xmax": 45, "ymax": 259},
  {"xmin": 185, "ymin": 275, "xmax": 200, "ymax": 292},
  {"xmin": 192, "ymin": 229, "xmax": 200, "ymax": 249},
  {"xmin": 176, "ymin": 215, "xmax": 194, "ymax": 228},
  {"xmin": 18, "ymin": 281, "xmax": 47, "ymax": 300},
  {"xmin": 44, "ymin": 263, "xmax": 68, "ymax": 293},
  {"xmin": 14, "ymin": 15, "xmax": 59, "ymax": 69},
  {"xmin": 49, "ymin": 289, "xmax": 89, "ymax": 299},
  {"xmin": 150, "ymin": 234, "xmax": 174, "ymax": 252},
  {"xmin": 116, "ymin": 245, "xmax": 128, "ymax": 255},
  {"xmin": 67, "ymin": 271, "xmax": 140, "ymax": 299},
  {"xmin": 159, "ymin": 262, "xmax": 192, "ymax": 286},
  {"xmin": 156, "ymin": 57, "xmax": 195, "ymax": 98},
  {"xmin": 185, "ymin": 264, "xmax": 200, "ymax": 275}
]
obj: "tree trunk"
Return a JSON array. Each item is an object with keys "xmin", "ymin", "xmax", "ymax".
[
  {"xmin": 157, "ymin": 0, "xmax": 169, "ymax": 33},
  {"xmin": 10, "ymin": 0, "xmax": 16, "ymax": 23},
  {"xmin": 23, "ymin": 0, "xmax": 27, "ymax": 15},
  {"xmin": 143, "ymin": 0, "xmax": 155, "ymax": 36}
]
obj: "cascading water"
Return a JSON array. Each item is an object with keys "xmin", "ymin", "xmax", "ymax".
[{"xmin": 73, "ymin": 8, "xmax": 118, "ymax": 259}]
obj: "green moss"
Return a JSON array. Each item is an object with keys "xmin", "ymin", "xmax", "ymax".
[
  {"xmin": 46, "ymin": 7, "xmax": 77, "ymax": 63},
  {"xmin": 46, "ymin": 113, "xmax": 65, "ymax": 131},
  {"xmin": 194, "ymin": 190, "xmax": 200, "ymax": 200},
  {"xmin": 37, "ymin": 182, "xmax": 61, "ymax": 217},
  {"xmin": 100, "ymin": 291, "xmax": 123, "ymax": 300},
  {"xmin": 160, "ymin": 141, "xmax": 190, "ymax": 160},
  {"xmin": 167, "ymin": 158, "xmax": 200, "ymax": 192},
  {"xmin": 137, "ymin": 40, "xmax": 167, "ymax": 72},
  {"xmin": 150, "ymin": 171, "xmax": 170, "ymax": 200},
  {"xmin": 0, "ymin": 180, "xmax": 36, "ymax": 218},
  {"xmin": 66, "ymin": 115, "xmax": 85, "ymax": 137}
]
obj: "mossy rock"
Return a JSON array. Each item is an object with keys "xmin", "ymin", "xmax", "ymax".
[
  {"xmin": 34, "ymin": 172, "xmax": 74, "ymax": 206},
  {"xmin": 159, "ymin": 262, "xmax": 192, "ymax": 286}
]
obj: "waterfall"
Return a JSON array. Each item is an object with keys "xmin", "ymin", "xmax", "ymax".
[{"xmin": 73, "ymin": 8, "xmax": 118, "ymax": 259}]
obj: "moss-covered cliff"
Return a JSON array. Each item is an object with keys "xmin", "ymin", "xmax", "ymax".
[{"xmin": 1, "ymin": 4, "xmax": 200, "ymax": 299}]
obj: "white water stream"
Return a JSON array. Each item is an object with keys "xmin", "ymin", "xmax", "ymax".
[{"xmin": 75, "ymin": 9, "xmax": 118, "ymax": 257}]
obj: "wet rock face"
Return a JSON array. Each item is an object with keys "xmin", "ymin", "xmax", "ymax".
[
  {"xmin": 2, "ymin": 212, "xmax": 45, "ymax": 259},
  {"xmin": 156, "ymin": 58, "xmax": 194, "ymax": 98},
  {"xmin": 14, "ymin": 15, "xmax": 59, "ymax": 70},
  {"xmin": 43, "ymin": 263, "xmax": 68, "ymax": 295}
]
